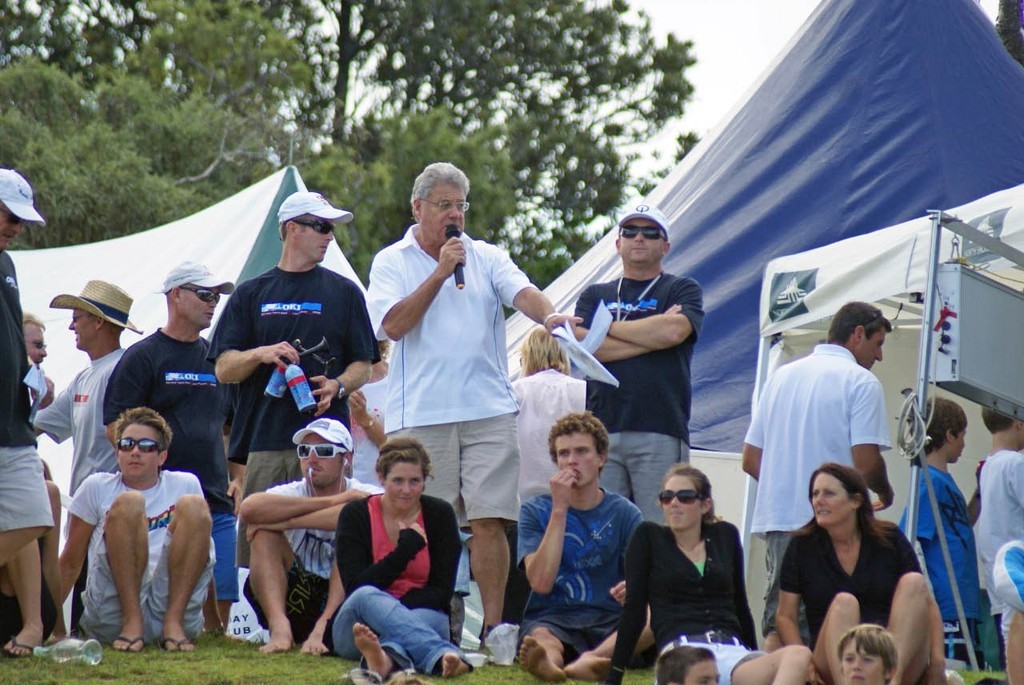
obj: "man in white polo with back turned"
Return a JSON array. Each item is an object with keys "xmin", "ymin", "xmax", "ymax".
[{"xmin": 742, "ymin": 300, "xmax": 895, "ymax": 648}]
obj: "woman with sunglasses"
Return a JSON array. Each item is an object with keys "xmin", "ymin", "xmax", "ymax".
[
  {"xmin": 776, "ymin": 463, "xmax": 944, "ymax": 685},
  {"xmin": 330, "ymin": 437, "xmax": 471, "ymax": 680},
  {"xmin": 604, "ymin": 464, "xmax": 811, "ymax": 685}
]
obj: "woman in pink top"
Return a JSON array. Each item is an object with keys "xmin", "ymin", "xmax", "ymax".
[{"xmin": 330, "ymin": 438, "xmax": 470, "ymax": 679}]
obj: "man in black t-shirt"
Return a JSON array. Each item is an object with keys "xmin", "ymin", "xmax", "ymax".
[
  {"xmin": 0, "ymin": 168, "xmax": 54, "ymax": 657},
  {"xmin": 208, "ymin": 191, "xmax": 377, "ymax": 567},
  {"xmin": 573, "ymin": 204, "xmax": 704, "ymax": 521},
  {"xmin": 104, "ymin": 261, "xmax": 239, "ymax": 631}
]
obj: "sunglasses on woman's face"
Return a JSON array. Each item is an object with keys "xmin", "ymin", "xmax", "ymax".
[{"xmin": 657, "ymin": 489, "xmax": 703, "ymax": 505}]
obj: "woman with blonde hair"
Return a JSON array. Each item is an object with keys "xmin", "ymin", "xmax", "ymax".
[{"xmin": 513, "ymin": 327, "xmax": 585, "ymax": 501}]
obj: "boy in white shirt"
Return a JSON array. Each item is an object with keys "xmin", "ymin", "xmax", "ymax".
[{"xmin": 59, "ymin": 407, "xmax": 214, "ymax": 653}]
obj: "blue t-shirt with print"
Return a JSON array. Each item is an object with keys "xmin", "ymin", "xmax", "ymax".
[{"xmin": 518, "ymin": 491, "xmax": 642, "ymax": 619}]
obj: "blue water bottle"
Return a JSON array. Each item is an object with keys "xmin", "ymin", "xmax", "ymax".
[
  {"xmin": 264, "ymin": 364, "xmax": 288, "ymax": 398},
  {"xmin": 285, "ymin": 364, "xmax": 317, "ymax": 414}
]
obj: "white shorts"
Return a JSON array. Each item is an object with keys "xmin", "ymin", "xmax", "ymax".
[
  {"xmin": 660, "ymin": 637, "xmax": 764, "ymax": 685},
  {"xmin": 81, "ymin": 529, "xmax": 215, "ymax": 642}
]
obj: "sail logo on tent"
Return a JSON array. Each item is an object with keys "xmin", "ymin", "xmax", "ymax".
[
  {"xmin": 260, "ymin": 302, "xmax": 323, "ymax": 316},
  {"xmin": 769, "ymin": 269, "xmax": 817, "ymax": 323},
  {"xmin": 961, "ymin": 207, "xmax": 1010, "ymax": 266}
]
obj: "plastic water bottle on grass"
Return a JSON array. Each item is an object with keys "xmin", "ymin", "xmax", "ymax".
[{"xmin": 33, "ymin": 638, "xmax": 103, "ymax": 665}]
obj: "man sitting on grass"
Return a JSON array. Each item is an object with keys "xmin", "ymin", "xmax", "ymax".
[
  {"xmin": 59, "ymin": 406, "xmax": 214, "ymax": 652},
  {"xmin": 517, "ymin": 412, "xmax": 648, "ymax": 682},
  {"xmin": 240, "ymin": 417, "xmax": 380, "ymax": 654}
]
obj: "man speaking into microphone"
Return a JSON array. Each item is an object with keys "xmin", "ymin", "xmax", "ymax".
[{"xmin": 366, "ymin": 161, "xmax": 574, "ymax": 635}]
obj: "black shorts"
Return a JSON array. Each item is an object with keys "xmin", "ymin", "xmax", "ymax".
[{"xmin": 244, "ymin": 564, "xmax": 331, "ymax": 648}]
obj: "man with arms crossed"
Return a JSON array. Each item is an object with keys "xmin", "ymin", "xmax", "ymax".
[
  {"xmin": 240, "ymin": 417, "xmax": 380, "ymax": 654},
  {"xmin": 742, "ymin": 301, "xmax": 895, "ymax": 648},
  {"xmin": 574, "ymin": 204, "xmax": 703, "ymax": 521},
  {"xmin": 366, "ymin": 162, "xmax": 575, "ymax": 634}
]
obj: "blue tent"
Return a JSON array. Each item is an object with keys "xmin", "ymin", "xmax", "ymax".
[{"xmin": 507, "ymin": 0, "xmax": 1024, "ymax": 451}]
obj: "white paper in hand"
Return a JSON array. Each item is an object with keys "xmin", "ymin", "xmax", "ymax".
[{"xmin": 551, "ymin": 301, "xmax": 619, "ymax": 387}]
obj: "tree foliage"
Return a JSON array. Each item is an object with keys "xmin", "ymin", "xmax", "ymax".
[
  {"xmin": 997, "ymin": 0, "xmax": 1024, "ymax": 66},
  {"xmin": 1, "ymin": 0, "xmax": 697, "ymax": 285}
]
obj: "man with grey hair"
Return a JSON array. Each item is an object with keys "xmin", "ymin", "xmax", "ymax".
[
  {"xmin": 209, "ymin": 191, "xmax": 378, "ymax": 568},
  {"xmin": 366, "ymin": 161, "xmax": 576, "ymax": 635},
  {"xmin": 0, "ymin": 168, "xmax": 54, "ymax": 656}
]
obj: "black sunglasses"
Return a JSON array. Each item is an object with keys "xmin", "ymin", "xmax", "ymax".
[
  {"xmin": 657, "ymin": 488, "xmax": 703, "ymax": 505},
  {"xmin": 620, "ymin": 224, "xmax": 665, "ymax": 240},
  {"xmin": 179, "ymin": 285, "xmax": 220, "ymax": 303},
  {"xmin": 117, "ymin": 437, "xmax": 162, "ymax": 453},
  {"xmin": 292, "ymin": 218, "xmax": 335, "ymax": 235}
]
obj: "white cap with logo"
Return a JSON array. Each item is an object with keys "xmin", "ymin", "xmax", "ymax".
[
  {"xmin": 291, "ymin": 417, "xmax": 354, "ymax": 451},
  {"xmin": 278, "ymin": 191, "xmax": 353, "ymax": 224},
  {"xmin": 618, "ymin": 203, "xmax": 670, "ymax": 236},
  {"xmin": 0, "ymin": 169, "xmax": 45, "ymax": 224}
]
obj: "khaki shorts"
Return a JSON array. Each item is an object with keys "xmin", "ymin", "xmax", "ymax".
[
  {"xmin": 0, "ymin": 446, "xmax": 53, "ymax": 532},
  {"xmin": 81, "ymin": 529, "xmax": 215, "ymax": 643},
  {"xmin": 393, "ymin": 414, "xmax": 520, "ymax": 526}
]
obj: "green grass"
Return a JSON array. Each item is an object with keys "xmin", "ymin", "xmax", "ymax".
[
  {"xmin": 4, "ymin": 635, "xmax": 1007, "ymax": 684},
  {"xmin": 2, "ymin": 633, "xmax": 656, "ymax": 684}
]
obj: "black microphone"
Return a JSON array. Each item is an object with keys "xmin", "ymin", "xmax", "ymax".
[{"xmin": 444, "ymin": 224, "xmax": 465, "ymax": 289}]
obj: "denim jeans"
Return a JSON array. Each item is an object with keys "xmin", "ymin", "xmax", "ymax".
[{"xmin": 331, "ymin": 586, "xmax": 460, "ymax": 674}]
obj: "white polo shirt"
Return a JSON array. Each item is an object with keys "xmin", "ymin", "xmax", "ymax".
[
  {"xmin": 745, "ymin": 344, "xmax": 891, "ymax": 533},
  {"xmin": 367, "ymin": 225, "xmax": 533, "ymax": 431}
]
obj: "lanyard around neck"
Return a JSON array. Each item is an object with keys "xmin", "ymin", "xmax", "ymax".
[{"xmin": 615, "ymin": 273, "xmax": 662, "ymax": 322}]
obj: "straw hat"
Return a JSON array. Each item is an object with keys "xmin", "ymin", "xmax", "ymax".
[{"xmin": 50, "ymin": 280, "xmax": 141, "ymax": 333}]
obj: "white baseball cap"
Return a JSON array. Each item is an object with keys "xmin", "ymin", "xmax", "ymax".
[
  {"xmin": 618, "ymin": 203, "xmax": 670, "ymax": 237},
  {"xmin": 161, "ymin": 261, "xmax": 235, "ymax": 294},
  {"xmin": 292, "ymin": 417, "xmax": 354, "ymax": 451},
  {"xmin": 0, "ymin": 169, "xmax": 45, "ymax": 224},
  {"xmin": 278, "ymin": 191, "xmax": 353, "ymax": 224}
]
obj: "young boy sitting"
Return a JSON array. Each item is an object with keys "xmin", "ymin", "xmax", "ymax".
[
  {"xmin": 655, "ymin": 646, "xmax": 718, "ymax": 685},
  {"xmin": 838, "ymin": 625, "xmax": 897, "ymax": 685}
]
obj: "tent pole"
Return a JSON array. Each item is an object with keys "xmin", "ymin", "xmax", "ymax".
[
  {"xmin": 740, "ymin": 334, "xmax": 772, "ymax": 564},
  {"xmin": 910, "ymin": 210, "xmax": 980, "ymax": 669}
]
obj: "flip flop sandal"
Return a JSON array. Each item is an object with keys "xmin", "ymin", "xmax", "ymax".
[{"xmin": 113, "ymin": 635, "xmax": 145, "ymax": 653}]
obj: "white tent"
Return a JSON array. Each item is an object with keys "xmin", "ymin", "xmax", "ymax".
[
  {"xmin": 12, "ymin": 166, "xmax": 363, "ymax": 497},
  {"xmin": 747, "ymin": 181, "xmax": 1024, "ymax": 538}
]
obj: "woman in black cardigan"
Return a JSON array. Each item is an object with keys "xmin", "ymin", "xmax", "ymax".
[
  {"xmin": 605, "ymin": 464, "xmax": 810, "ymax": 685},
  {"xmin": 329, "ymin": 437, "xmax": 470, "ymax": 679}
]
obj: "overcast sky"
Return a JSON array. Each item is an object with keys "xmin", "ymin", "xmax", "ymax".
[{"xmin": 627, "ymin": 0, "xmax": 1001, "ymax": 174}]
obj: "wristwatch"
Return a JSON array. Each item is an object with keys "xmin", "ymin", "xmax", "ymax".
[{"xmin": 336, "ymin": 379, "xmax": 347, "ymax": 399}]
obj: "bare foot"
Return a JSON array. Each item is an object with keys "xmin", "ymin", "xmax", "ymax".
[
  {"xmin": 519, "ymin": 635, "xmax": 566, "ymax": 682},
  {"xmin": 353, "ymin": 623, "xmax": 393, "ymax": 679},
  {"xmin": 441, "ymin": 652, "xmax": 470, "ymax": 678},
  {"xmin": 260, "ymin": 628, "xmax": 294, "ymax": 654},
  {"xmin": 564, "ymin": 652, "xmax": 611, "ymax": 681}
]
